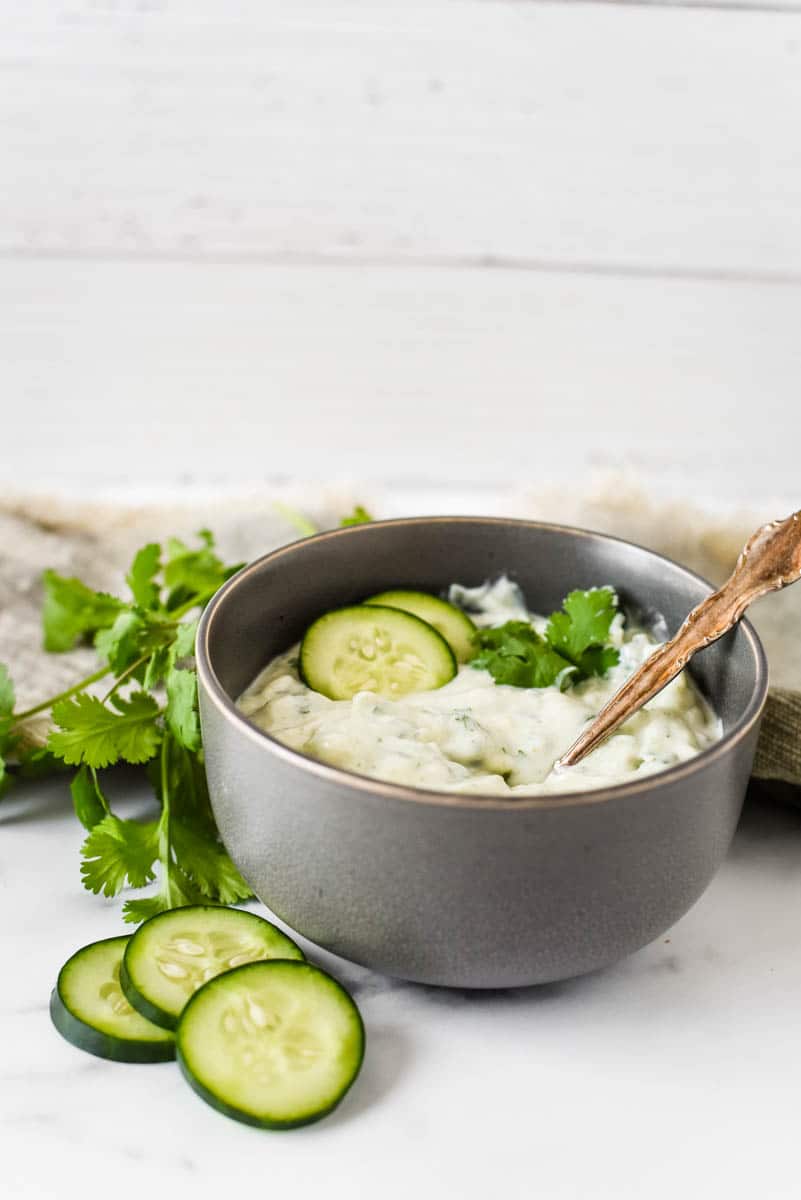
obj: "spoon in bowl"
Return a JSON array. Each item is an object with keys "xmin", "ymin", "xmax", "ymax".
[{"xmin": 557, "ymin": 508, "xmax": 801, "ymax": 769}]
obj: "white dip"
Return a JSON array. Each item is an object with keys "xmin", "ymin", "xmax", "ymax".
[{"xmin": 237, "ymin": 578, "xmax": 722, "ymax": 797}]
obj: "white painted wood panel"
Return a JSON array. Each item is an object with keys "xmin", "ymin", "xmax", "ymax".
[
  {"xmin": 3, "ymin": 1, "xmax": 801, "ymax": 275},
  {"xmin": 1, "ymin": 258, "xmax": 796, "ymax": 497}
]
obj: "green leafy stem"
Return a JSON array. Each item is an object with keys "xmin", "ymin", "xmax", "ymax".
[{"xmin": 0, "ymin": 507, "xmax": 371, "ymax": 922}]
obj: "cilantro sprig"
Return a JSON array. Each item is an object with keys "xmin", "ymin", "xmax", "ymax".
[
  {"xmin": 0, "ymin": 509, "xmax": 372, "ymax": 920},
  {"xmin": 339, "ymin": 505, "xmax": 373, "ymax": 527},
  {"xmin": 9, "ymin": 531, "xmax": 249, "ymax": 921},
  {"xmin": 470, "ymin": 587, "xmax": 620, "ymax": 690}
]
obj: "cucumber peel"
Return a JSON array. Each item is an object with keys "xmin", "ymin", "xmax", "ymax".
[
  {"xmin": 177, "ymin": 960, "xmax": 365, "ymax": 1129},
  {"xmin": 50, "ymin": 936, "xmax": 175, "ymax": 1063},
  {"xmin": 300, "ymin": 604, "xmax": 456, "ymax": 701},
  {"xmin": 121, "ymin": 905, "xmax": 304, "ymax": 1031},
  {"xmin": 51, "ymin": 911, "xmax": 365, "ymax": 1128},
  {"xmin": 364, "ymin": 589, "xmax": 477, "ymax": 663}
]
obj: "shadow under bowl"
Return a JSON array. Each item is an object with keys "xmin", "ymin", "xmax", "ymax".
[{"xmin": 196, "ymin": 517, "xmax": 767, "ymax": 988}]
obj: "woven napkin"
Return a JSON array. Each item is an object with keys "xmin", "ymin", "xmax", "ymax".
[{"xmin": 1, "ymin": 483, "xmax": 797, "ymax": 786}]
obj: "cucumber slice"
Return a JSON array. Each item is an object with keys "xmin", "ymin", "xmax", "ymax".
[
  {"xmin": 121, "ymin": 906, "xmax": 304, "ymax": 1031},
  {"xmin": 364, "ymin": 589, "xmax": 477, "ymax": 663},
  {"xmin": 299, "ymin": 605, "xmax": 456, "ymax": 701},
  {"xmin": 177, "ymin": 960, "xmax": 364, "ymax": 1129},
  {"xmin": 50, "ymin": 936, "xmax": 175, "ymax": 1063}
]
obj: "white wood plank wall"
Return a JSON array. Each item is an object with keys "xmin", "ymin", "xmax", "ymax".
[{"xmin": 1, "ymin": 1, "xmax": 799, "ymax": 499}]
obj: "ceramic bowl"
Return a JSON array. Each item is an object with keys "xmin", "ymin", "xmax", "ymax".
[{"xmin": 196, "ymin": 518, "xmax": 767, "ymax": 988}]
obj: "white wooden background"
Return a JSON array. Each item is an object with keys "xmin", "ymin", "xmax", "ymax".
[{"xmin": 1, "ymin": 0, "xmax": 799, "ymax": 500}]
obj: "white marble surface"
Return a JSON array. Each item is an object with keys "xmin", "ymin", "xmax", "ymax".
[{"xmin": 3, "ymin": 771, "xmax": 801, "ymax": 1200}]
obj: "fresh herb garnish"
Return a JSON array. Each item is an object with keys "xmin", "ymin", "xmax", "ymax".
[
  {"xmin": 49, "ymin": 692, "xmax": 163, "ymax": 769},
  {"xmin": 339, "ymin": 505, "xmax": 374, "ymax": 527},
  {"xmin": 1, "ymin": 511, "xmax": 373, "ymax": 920},
  {"xmin": 1, "ymin": 530, "xmax": 249, "ymax": 921},
  {"xmin": 41, "ymin": 570, "xmax": 125, "ymax": 653},
  {"xmin": 470, "ymin": 587, "xmax": 620, "ymax": 690}
]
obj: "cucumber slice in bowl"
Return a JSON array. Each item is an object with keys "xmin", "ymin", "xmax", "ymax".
[
  {"xmin": 177, "ymin": 960, "xmax": 365, "ymax": 1129},
  {"xmin": 299, "ymin": 605, "xmax": 456, "ymax": 701},
  {"xmin": 121, "ymin": 906, "xmax": 304, "ymax": 1031},
  {"xmin": 50, "ymin": 936, "xmax": 175, "ymax": 1063},
  {"xmin": 364, "ymin": 589, "xmax": 477, "ymax": 663}
]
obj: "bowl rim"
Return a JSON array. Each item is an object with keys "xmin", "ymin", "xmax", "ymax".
[{"xmin": 195, "ymin": 515, "xmax": 769, "ymax": 812}]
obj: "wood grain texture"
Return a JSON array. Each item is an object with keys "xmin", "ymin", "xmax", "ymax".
[
  {"xmin": 2, "ymin": 0, "xmax": 801, "ymax": 275},
  {"xmin": 2, "ymin": 2, "xmax": 797, "ymax": 496},
  {"xmin": 1, "ymin": 258, "xmax": 797, "ymax": 495}
]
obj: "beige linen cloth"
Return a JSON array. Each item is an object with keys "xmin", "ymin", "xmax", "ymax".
[{"xmin": 0, "ymin": 482, "xmax": 797, "ymax": 786}]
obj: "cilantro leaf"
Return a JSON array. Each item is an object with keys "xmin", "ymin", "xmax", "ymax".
[
  {"xmin": 14, "ymin": 745, "xmax": 66, "ymax": 780},
  {"xmin": 172, "ymin": 820, "xmax": 252, "ymax": 905},
  {"xmin": 470, "ymin": 622, "xmax": 535, "ymax": 657},
  {"xmin": 340, "ymin": 505, "xmax": 373, "ymax": 527},
  {"xmin": 170, "ymin": 618, "xmax": 198, "ymax": 663},
  {"xmin": 163, "ymin": 532, "xmax": 242, "ymax": 611},
  {"xmin": 150, "ymin": 738, "xmax": 216, "ymax": 833},
  {"xmin": 80, "ymin": 813, "xmax": 159, "ymax": 897},
  {"xmin": 574, "ymin": 644, "xmax": 621, "ymax": 678},
  {"xmin": 127, "ymin": 727, "xmax": 249, "ymax": 921},
  {"xmin": 70, "ymin": 764, "xmax": 109, "ymax": 830},
  {"xmin": 545, "ymin": 588, "xmax": 619, "ymax": 678},
  {"xmin": 9, "ymin": 515, "xmax": 367, "ymax": 916},
  {"xmin": 49, "ymin": 692, "xmax": 161, "ymax": 768},
  {"xmin": 122, "ymin": 893, "xmax": 170, "ymax": 925},
  {"xmin": 93, "ymin": 610, "xmax": 148, "ymax": 674},
  {"xmin": 471, "ymin": 622, "xmax": 572, "ymax": 689},
  {"xmin": 142, "ymin": 611, "xmax": 198, "ymax": 692},
  {"xmin": 165, "ymin": 668, "xmax": 201, "ymax": 752},
  {"xmin": 143, "ymin": 645, "xmax": 171, "ymax": 690},
  {"xmin": 94, "ymin": 608, "xmax": 173, "ymax": 676},
  {"xmin": 122, "ymin": 867, "xmax": 201, "ymax": 925},
  {"xmin": 126, "ymin": 543, "xmax": 161, "ymax": 610},
  {"xmin": 469, "ymin": 587, "xmax": 620, "ymax": 691},
  {"xmin": 42, "ymin": 570, "xmax": 124, "ymax": 652}
]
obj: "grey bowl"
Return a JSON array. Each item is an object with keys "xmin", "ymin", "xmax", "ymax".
[{"xmin": 196, "ymin": 517, "xmax": 767, "ymax": 988}]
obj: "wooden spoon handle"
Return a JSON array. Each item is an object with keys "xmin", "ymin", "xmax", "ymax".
[{"xmin": 557, "ymin": 510, "xmax": 801, "ymax": 769}]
